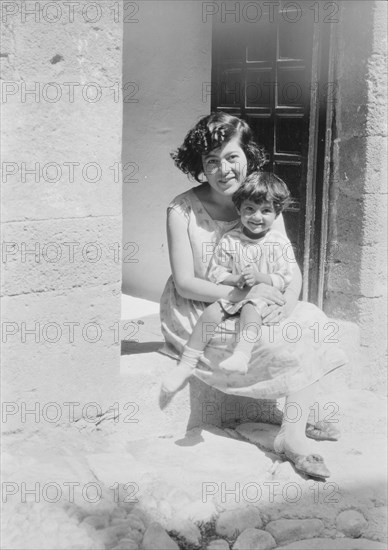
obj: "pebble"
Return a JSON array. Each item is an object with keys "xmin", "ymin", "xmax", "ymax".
[
  {"xmin": 120, "ymin": 502, "xmax": 137, "ymax": 514},
  {"xmin": 166, "ymin": 488, "xmax": 192, "ymax": 512},
  {"xmin": 180, "ymin": 500, "xmax": 217, "ymax": 523},
  {"xmin": 336, "ymin": 510, "xmax": 368, "ymax": 538},
  {"xmin": 112, "ymin": 507, "xmax": 129, "ymax": 520},
  {"xmin": 142, "ymin": 522, "xmax": 179, "ymax": 550},
  {"xmin": 216, "ymin": 506, "xmax": 262, "ymax": 538},
  {"xmin": 82, "ymin": 515, "xmax": 110, "ymax": 529},
  {"xmin": 41, "ymin": 519, "xmax": 60, "ymax": 534},
  {"xmin": 112, "ymin": 539, "xmax": 139, "ymax": 550},
  {"xmin": 127, "ymin": 514, "xmax": 146, "ymax": 534},
  {"xmin": 233, "ymin": 528, "xmax": 276, "ymax": 550},
  {"xmin": 129, "ymin": 508, "xmax": 149, "ymax": 526},
  {"xmin": 277, "ymin": 537, "xmax": 388, "ymax": 549},
  {"xmin": 158, "ymin": 499, "xmax": 173, "ymax": 521},
  {"xmin": 168, "ymin": 517, "xmax": 201, "ymax": 546},
  {"xmin": 139, "ymin": 495, "xmax": 158, "ymax": 512},
  {"xmin": 363, "ymin": 506, "xmax": 388, "ymax": 543},
  {"xmin": 99, "ymin": 524, "xmax": 131, "ymax": 547},
  {"xmin": 206, "ymin": 540, "xmax": 230, "ymax": 550},
  {"xmin": 112, "ymin": 517, "xmax": 130, "ymax": 526},
  {"xmin": 126, "ymin": 530, "xmax": 143, "ymax": 544},
  {"xmin": 265, "ymin": 518, "xmax": 324, "ymax": 544}
]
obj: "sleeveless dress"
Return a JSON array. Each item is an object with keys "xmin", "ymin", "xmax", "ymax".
[{"xmin": 160, "ymin": 188, "xmax": 348, "ymax": 399}]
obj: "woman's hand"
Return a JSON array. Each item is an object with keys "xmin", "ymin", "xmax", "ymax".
[{"xmin": 245, "ymin": 283, "xmax": 285, "ymax": 306}]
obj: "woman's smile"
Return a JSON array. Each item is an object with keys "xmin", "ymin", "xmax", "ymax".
[{"xmin": 218, "ymin": 176, "xmax": 237, "ymax": 188}]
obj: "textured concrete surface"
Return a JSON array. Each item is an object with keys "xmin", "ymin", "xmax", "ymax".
[
  {"xmin": 1, "ymin": 1, "xmax": 123, "ymax": 421},
  {"xmin": 325, "ymin": 0, "xmax": 388, "ymax": 388},
  {"xmin": 121, "ymin": 295, "xmax": 160, "ymax": 320},
  {"xmin": 2, "ymin": 296, "xmax": 386, "ymax": 548},
  {"xmin": 2, "ymin": 390, "xmax": 386, "ymax": 548}
]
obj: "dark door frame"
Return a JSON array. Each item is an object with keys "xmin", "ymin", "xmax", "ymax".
[{"xmin": 305, "ymin": 20, "xmax": 337, "ymax": 308}]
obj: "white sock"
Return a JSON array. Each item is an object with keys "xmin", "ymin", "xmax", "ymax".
[
  {"xmin": 179, "ymin": 346, "xmax": 202, "ymax": 369},
  {"xmin": 161, "ymin": 346, "xmax": 201, "ymax": 394},
  {"xmin": 219, "ymin": 327, "xmax": 257, "ymax": 374},
  {"xmin": 219, "ymin": 350, "xmax": 250, "ymax": 374}
]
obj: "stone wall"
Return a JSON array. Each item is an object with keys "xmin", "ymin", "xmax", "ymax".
[
  {"xmin": 1, "ymin": 1, "xmax": 123, "ymax": 421},
  {"xmin": 325, "ymin": 0, "xmax": 387, "ymax": 390}
]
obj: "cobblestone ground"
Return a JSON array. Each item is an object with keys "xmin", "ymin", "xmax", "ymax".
[{"xmin": 2, "ymin": 389, "xmax": 387, "ymax": 549}]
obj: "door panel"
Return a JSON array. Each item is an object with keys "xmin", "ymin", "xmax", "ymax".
[{"xmin": 211, "ymin": 2, "xmax": 330, "ymax": 302}]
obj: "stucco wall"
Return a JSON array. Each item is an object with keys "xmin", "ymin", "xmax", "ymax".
[
  {"xmin": 122, "ymin": 0, "xmax": 212, "ymax": 301},
  {"xmin": 1, "ymin": 2, "xmax": 123, "ymax": 418},
  {"xmin": 325, "ymin": 0, "xmax": 387, "ymax": 388}
]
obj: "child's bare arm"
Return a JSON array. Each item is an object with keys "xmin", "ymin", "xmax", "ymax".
[{"xmin": 220, "ymin": 273, "xmax": 245, "ymax": 288}]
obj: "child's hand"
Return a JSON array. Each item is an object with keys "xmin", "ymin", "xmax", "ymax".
[
  {"xmin": 236, "ymin": 275, "xmax": 245, "ymax": 289},
  {"xmin": 242, "ymin": 266, "xmax": 257, "ymax": 287}
]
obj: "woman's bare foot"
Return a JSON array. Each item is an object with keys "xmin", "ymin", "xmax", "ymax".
[
  {"xmin": 274, "ymin": 428, "xmax": 312, "ymax": 457},
  {"xmin": 274, "ymin": 429, "xmax": 330, "ymax": 479}
]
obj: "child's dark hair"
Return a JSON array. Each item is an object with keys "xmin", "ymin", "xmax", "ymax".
[
  {"xmin": 171, "ymin": 112, "xmax": 268, "ymax": 182},
  {"xmin": 232, "ymin": 171, "xmax": 291, "ymax": 215}
]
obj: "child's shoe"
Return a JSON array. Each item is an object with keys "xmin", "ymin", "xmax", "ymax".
[
  {"xmin": 161, "ymin": 364, "xmax": 195, "ymax": 394},
  {"xmin": 161, "ymin": 345, "xmax": 202, "ymax": 394}
]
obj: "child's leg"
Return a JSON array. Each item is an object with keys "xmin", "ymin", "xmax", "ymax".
[
  {"xmin": 219, "ymin": 303, "xmax": 262, "ymax": 374},
  {"xmin": 187, "ymin": 301, "xmax": 226, "ymax": 351},
  {"xmin": 162, "ymin": 302, "xmax": 225, "ymax": 393}
]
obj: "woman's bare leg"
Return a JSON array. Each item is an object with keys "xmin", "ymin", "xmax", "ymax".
[
  {"xmin": 276, "ymin": 382, "xmax": 318, "ymax": 456},
  {"xmin": 274, "ymin": 381, "xmax": 330, "ymax": 478}
]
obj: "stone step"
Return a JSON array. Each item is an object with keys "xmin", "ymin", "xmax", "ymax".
[
  {"xmin": 120, "ymin": 348, "xmax": 277, "ymax": 440},
  {"xmin": 316, "ymin": 318, "xmax": 365, "ymax": 393},
  {"xmin": 121, "ymin": 294, "xmax": 160, "ymax": 320},
  {"xmin": 119, "ymin": 297, "xmax": 365, "ymax": 439}
]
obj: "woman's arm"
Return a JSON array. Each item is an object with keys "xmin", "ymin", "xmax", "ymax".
[
  {"xmin": 167, "ymin": 209, "xmax": 284, "ymax": 305},
  {"xmin": 167, "ymin": 208, "xmax": 244, "ymax": 302}
]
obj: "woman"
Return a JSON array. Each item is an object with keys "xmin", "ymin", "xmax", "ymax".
[{"xmin": 160, "ymin": 112, "xmax": 347, "ymax": 479}]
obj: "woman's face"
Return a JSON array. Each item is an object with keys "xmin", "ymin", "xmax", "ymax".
[{"xmin": 202, "ymin": 137, "xmax": 247, "ymax": 197}]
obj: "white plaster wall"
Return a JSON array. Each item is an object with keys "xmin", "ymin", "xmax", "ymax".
[{"xmin": 122, "ymin": 1, "xmax": 212, "ymax": 301}]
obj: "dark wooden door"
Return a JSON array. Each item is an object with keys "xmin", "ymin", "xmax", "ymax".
[{"xmin": 211, "ymin": 2, "xmax": 333, "ymax": 304}]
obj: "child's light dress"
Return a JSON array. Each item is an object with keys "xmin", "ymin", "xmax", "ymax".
[
  {"xmin": 208, "ymin": 224, "xmax": 295, "ymax": 317},
  {"xmin": 160, "ymin": 188, "xmax": 348, "ymax": 399}
]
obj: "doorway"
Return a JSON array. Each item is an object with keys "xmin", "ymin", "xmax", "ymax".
[{"xmin": 211, "ymin": 2, "xmax": 336, "ymax": 305}]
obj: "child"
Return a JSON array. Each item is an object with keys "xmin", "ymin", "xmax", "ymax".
[{"xmin": 162, "ymin": 171, "xmax": 295, "ymax": 394}]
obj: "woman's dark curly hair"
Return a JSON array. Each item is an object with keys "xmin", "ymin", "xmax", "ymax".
[
  {"xmin": 171, "ymin": 112, "xmax": 268, "ymax": 182},
  {"xmin": 232, "ymin": 171, "xmax": 291, "ymax": 215}
]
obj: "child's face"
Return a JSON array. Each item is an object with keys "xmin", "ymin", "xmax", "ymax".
[{"xmin": 238, "ymin": 199, "xmax": 277, "ymax": 237}]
